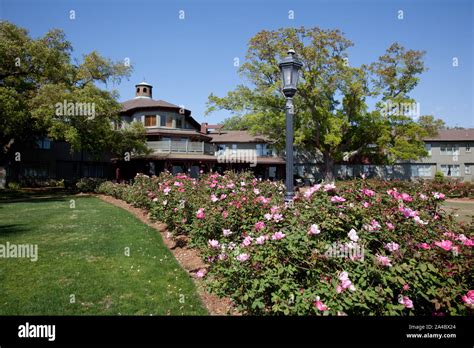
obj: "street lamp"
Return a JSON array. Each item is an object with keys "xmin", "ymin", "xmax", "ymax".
[{"xmin": 279, "ymin": 49, "xmax": 303, "ymax": 202}]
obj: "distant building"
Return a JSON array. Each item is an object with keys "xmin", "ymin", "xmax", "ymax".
[
  {"xmin": 4, "ymin": 81, "xmax": 473, "ymax": 184},
  {"xmin": 115, "ymin": 82, "xmax": 285, "ymax": 180}
]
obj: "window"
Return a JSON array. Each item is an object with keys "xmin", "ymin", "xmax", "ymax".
[
  {"xmin": 136, "ymin": 88, "xmax": 140, "ymax": 93},
  {"xmin": 440, "ymin": 164, "xmax": 460, "ymax": 177},
  {"xmin": 144, "ymin": 115, "xmax": 156, "ymax": 127},
  {"xmin": 232, "ymin": 144, "xmax": 237, "ymax": 154},
  {"xmin": 23, "ymin": 165, "xmax": 48, "ymax": 177},
  {"xmin": 424, "ymin": 143, "xmax": 432, "ymax": 156},
  {"xmin": 143, "ymin": 87, "xmax": 147, "ymax": 93},
  {"xmin": 466, "ymin": 144, "xmax": 471, "ymax": 153},
  {"xmin": 466, "ymin": 165, "xmax": 471, "ymax": 175},
  {"xmin": 166, "ymin": 116, "xmax": 173, "ymax": 127},
  {"xmin": 160, "ymin": 115, "xmax": 166, "ymax": 127},
  {"xmin": 256, "ymin": 143, "xmax": 270, "ymax": 156},
  {"xmin": 440, "ymin": 144, "xmax": 459, "ymax": 155},
  {"xmin": 216, "ymin": 144, "xmax": 226, "ymax": 155},
  {"xmin": 411, "ymin": 165, "xmax": 432, "ymax": 177},
  {"xmin": 36, "ymin": 137, "xmax": 51, "ymax": 150},
  {"xmin": 176, "ymin": 118, "xmax": 183, "ymax": 128}
]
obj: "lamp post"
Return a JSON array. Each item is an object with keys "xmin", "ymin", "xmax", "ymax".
[{"xmin": 279, "ymin": 49, "xmax": 303, "ymax": 202}]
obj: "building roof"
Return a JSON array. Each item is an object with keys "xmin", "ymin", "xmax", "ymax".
[
  {"xmin": 424, "ymin": 129, "xmax": 474, "ymax": 141},
  {"xmin": 120, "ymin": 98, "xmax": 201, "ymax": 129},
  {"xmin": 121, "ymin": 98, "xmax": 182, "ymax": 113},
  {"xmin": 208, "ymin": 130, "xmax": 272, "ymax": 143}
]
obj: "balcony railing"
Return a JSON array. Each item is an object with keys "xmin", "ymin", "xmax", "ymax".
[{"xmin": 147, "ymin": 140, "xmax": 214, "ymax": 155}]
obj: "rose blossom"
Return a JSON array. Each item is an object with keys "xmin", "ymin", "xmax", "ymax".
[
  {"xmin": 461, "ymin": 290, "xmax": 474, "ymax": 308},
  {"xmin": 271, "ymin": 231, "xmax": 286, "ymax": 240},
  {"xmin": 362, "ymin": 189, "xmax": 375, "ymax": 197},
  {"xmin": 386, "ymin": 222, "xmax": 395, "ymax": 230},
  {"xmin": 236, "ymin": 253, "xmax": 250, "ymax": 262},
  {"xmin": 273, "ymin": 213, "xmax": 283, "ymax": 222},
  {"xmin": 256, "ymin": 235, "xmax": 267, "ymax": 245},
  {"xmin": 376, "ymin": 254, "xmax": 392, "ymax": 267},
  {"xmin": 331, "ymin": 196, "xmax": 346, "ymax": 203},
  {"xmin": 418, "ymin": 242, "xmax": 431, "ymax": 250},
  {"xmin": 384, "ymin": 242, "xmax": 400, "ymax": 252},
  {"xmin": 323, "ymin": 183, "xmax": 336, "ymax": 191},
  {"xmin": 434, "ymin": 240, "xmax": 453, "ymax": 251},
  {"xmin": 242, "ymin": 236, "xmax": 253, "ymax": 247},
  {"xmin": 255, "ymin": 221, "xmax": 266, "ymax": 231},
  {"xmin": 398, "ymin": 296, "xmax": 414, "ymax": 309},
  {"xmin": 432, "ymin": 192, "xmax": 446, "ymax": 200},
  {"xmin": 314, "ymin": 297, "xmax": 328, "ymax": 311},
  {"xmin": 208, "ymin": 239, "xmax": 220, "ymax": 249},
  {"xmin": 210, "ymin": 194, "xmax": 218, "ymax": 202},
  {"xmin": 196, "ymin": 208, "xmax": 205, "ymax": 219},
  {"xmin": 163, "ymin": 187, "xmax": 171, "ymax": 195},
  {"xmin": 309, "ymin": 224, "xmax": 321, "ymax": 235},
  {"xmin": 222, "ymin": 229, "xmax": 232, "ymax": 237},
  {"xmin": 195, "ymin": 269, "xmax": 207, "ymax": 278},
  {"xmin": 348, "ymin": 228, "xmax": 359, "ymax": 242}
]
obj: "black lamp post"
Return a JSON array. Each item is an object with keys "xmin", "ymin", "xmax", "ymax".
[{"xmin": 279, "ymin": 49, "xmax": 303, "ymax": 202}]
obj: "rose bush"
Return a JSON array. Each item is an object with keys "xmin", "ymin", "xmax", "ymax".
[{"xmin": 96, "ymin": 172, "xmax": 473, "ymax": 316}]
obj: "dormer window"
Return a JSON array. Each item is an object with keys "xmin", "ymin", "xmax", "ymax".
[
  {"xmin": 143, "ymin": 87, "xmax": 147, "ymax": 93},
  {"xmin": 136, "ymin": 88, "xmax": 140, "ymax": 93}
]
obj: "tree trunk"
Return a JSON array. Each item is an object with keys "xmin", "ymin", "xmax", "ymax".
[{"xmin": 323, "ymin": 152, "xmax": 335, "ymax": 182}]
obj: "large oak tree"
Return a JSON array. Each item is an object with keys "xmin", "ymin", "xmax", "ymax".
[{"xmin": 206, "ymin": 27, "xmax": 444, "ymax": 180}]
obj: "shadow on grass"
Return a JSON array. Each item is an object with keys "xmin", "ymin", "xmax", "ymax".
[
  {"xmin": 0, "ymin": 223, "xmax": 30, "ymax": 236},
  {"xmin": 0, "ymin": 188, "xmax": 73, "ymax": 205}
]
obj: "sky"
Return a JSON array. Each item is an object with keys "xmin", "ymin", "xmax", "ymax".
[{"xmin": 1, "ymin": 0, "xmax": 473, "ymax": 127}]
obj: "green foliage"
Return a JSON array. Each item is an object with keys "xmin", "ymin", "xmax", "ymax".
[
  {"xmin": 97, "ymin": 172, "xmax": 473, "ymax": 315},
  {"xmin": 207, "ymin": 27, "xmax": 445, "ymax": 179},
  {"xmin": 0, "ymin": 21, "xmax": 146, "ymax": 165},
  {"xmin": 76, "ymin": 177, "xmax": 106, "ymax": 193},
  {"xmin": 434, "ymin": 171, "xmax": 445, "ymax": 182}
]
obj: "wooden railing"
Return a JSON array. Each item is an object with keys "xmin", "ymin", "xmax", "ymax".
[{"xmin": 147, "ymin": 140, "xmax": 214, "ymax": 155}]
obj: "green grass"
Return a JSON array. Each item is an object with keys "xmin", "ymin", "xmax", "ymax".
[
  {"xmin": 0, "ymin": 192, "xmax": 207, "ymax": 315},
  {"xmin": 442, "ymin": 200, "xmax": 474, "ymax": 225}
]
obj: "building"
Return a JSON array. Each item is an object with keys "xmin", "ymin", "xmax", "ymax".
[
  {"xmin": 116, "ymin": 82, "xmax": 285, "ymax": 180},
  {"xmin": 416, "ymin": 129, "xmax": 473, "ymax": 181},
  {"xmin": 294, "ymin": 129, "xmax": 474, "ymax": 183},
  {"xmin": 3, "ymin": 81, "xmax": 472, "ymax": 186}
]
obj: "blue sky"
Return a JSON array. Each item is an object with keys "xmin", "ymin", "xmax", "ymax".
[{"xmin": 1, "ymin": 0, "xmax": 473, "ymax": 127}]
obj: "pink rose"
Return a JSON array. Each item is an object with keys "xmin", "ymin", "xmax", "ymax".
[
  {"xmin": 376, "ymin": 254, "xmax": 392, "ymax": 267},
  {"xmin": 196, "ymin": 208, "xmax": 205, "ymax": 219},
  {"xmin": 434, "ymin": 240, "xmax": 453, "ymax": 251},
  {"xmin": 461, "ymin": 290, "xmax": 474, "ymax": 308},
  {"xmin": 208, "ymin": 239, "xmax": 220, "ymax": 248},
  {"xmin": 255, "ymin": 221, "xmax": 266, "ymax": 231},
  {"xmin": 398, "ymin": 295, "xmax": 414, "ymax": 309},
  {"xmin": 314, "ymin": 299, "xmax": 328, "ymax": 311},
  {"xmin": 271, "ymin": 231, "xmax": 286, "ymax": 240},
  {"xmin": 309, "ymin": 224, "xmax": 321, "ymax": 235},
  {"xmin": 236, "ymin": 253, "xmax": 249, "ymax": 262},
  {"xmin": 330, "ymin": 196, "xmax": 346, "ymax": 203}
]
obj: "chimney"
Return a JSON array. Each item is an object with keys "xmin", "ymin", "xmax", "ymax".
[
  {"xmin": 200, "ymin": 122, "xmax": 208, "ymax": 133},
  {"xmin": 135, "ymin": 82, "xmax": 153, "ymax": 98}
]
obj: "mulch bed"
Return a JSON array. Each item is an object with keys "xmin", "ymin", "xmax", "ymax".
[{"xmin": 94, "ymin": 194, "xmax": 238, "ymax": 316}]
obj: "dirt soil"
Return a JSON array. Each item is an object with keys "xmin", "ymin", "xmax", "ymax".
[{"xmin": 95, "ymin": 194, "xmax": 238, "ymax": 316}]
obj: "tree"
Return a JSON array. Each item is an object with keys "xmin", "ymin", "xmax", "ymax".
[
  {"xmin": 0, "ymin": 21, "xmax": 148, "ymax": 184},
  {"xmin": 207, "ymin": 27, "xmax": 443, "ymax": 180}
]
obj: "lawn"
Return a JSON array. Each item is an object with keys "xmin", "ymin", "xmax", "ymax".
[
  {"xmin": 0, "ymin": 191, "xmax": 207, "ymax": 315},
  {"xmin": 442, "ymin": 199, "xmax": 474, "ymax": 225}
]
